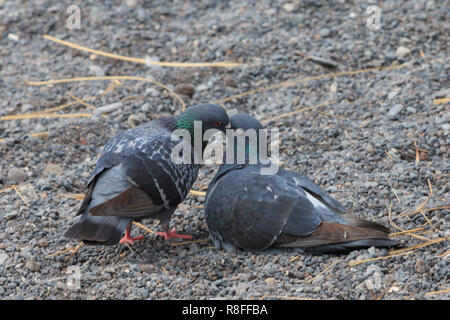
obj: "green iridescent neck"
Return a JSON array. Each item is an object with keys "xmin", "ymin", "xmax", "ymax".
[{"xmin": 176, "ymin": 111, "xmax": 196, "ymax": 136}]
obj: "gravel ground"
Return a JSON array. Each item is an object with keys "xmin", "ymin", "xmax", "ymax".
[{"xmin": 0, "ymin": 0, "xmax": 448, "ymax": 300}]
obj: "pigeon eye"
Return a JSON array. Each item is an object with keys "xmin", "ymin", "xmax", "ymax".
[{"xmin": 214, "ymin": 121, "xmax": 221, "ymax": 126}]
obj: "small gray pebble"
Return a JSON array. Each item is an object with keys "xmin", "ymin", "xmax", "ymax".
[
  {"xmin": 7, "ymin": 167, "xmax": 27, "ymax": 184},
  {"xmin": 388, "ymin": 104, "xmax": 403, "ymax": 118}
]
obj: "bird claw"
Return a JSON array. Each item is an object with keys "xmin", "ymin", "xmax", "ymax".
[
  {"xmin": 156, "ymin": 227, "xmax": 192, "ymax": 240},
  {"xmin": 119, "ymin": 234, "xmax": 145, "ymax": 245}
]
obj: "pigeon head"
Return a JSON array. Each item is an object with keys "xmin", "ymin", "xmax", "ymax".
[
  {"xmin": 230, "ymin": 113, "xmax": 265, "ymax": 131},
  {"xmin": 228, "ymin": 113, "xmax": 267, "ymax": 163},
  {"xmin": 177, "ymin": 103, "xmax": 229, "ymax": 135}
]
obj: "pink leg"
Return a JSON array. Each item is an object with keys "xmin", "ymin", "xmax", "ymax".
[
  {"xmin": 156, "ymin": 227, "xmax": 192, "ymax": 240},
  {"xmin": 119, "ymin": 224, "xmax": 145, "ymax": 245}
]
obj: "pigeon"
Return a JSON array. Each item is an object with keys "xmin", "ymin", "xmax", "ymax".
[
  {"xmin": 205, "ymin": 113, "xmax": 399, "ymax": 254},
  {"xmin": 64, "ymin": 103, "xmax": 229, "ymax": 245}
]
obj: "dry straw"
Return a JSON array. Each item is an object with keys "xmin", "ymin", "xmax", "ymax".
[
  {"xmin": 188, "ymin": 190, "xmax": 207, "ymax": 197},
  {"xmin": 348, "ymin": 237, "xmax": 448, "ymax": 267},
  {"xmin": 261, "ymin": 100, "xmax": 336, "ymax": 123},
  {"xmin": 132, "ymin": 221, "xmax": 157, "ymax": 235},
  {"xmin": 0, "ymin": 186, "xmax": 18, "ymax": 194},
  {"xmin": 46, "ymin": 241, "xmax": 84, "ymax": 258},
  {"xmin": 58, "ymin": 193, "xmax": 85, "ymax": 201},
  {"xmin": 43, "ymin": 34, "xmax": 240, "ymax": 68},
  {"xmin": 1, "ymin": 112, "xmax": 92, "ymax": 121},
  {"xmin": 66, "ymin": 91, "xmax": 97, "ymax": 111},
  {"xmin": 26, "ymin": 76, "xmax": 187, "ymax": 111},
  {"xmin": 433, "ymin": 97, "xmax": 450, "ymax": 105},
  {"xmin": 389, "ymin": 237, "xmax": 448, "ymax": 255},
  {"xmin": 304, "ymin": 259, "xmax": 340, "ymax": 284},
  {"xmin": 388, "ymin": 203, "xmax": 429, "ymax": 241},
  {"xmin": 214, "ymin": 63, "xmax": 409, "ymax": 104},
  {"xmin": 425, "ymin": 289, "xmax": 450, "ymax": 296},
  {"xmin": 170, "ymin": 239, "xmax": 208, "ymax": 247}
]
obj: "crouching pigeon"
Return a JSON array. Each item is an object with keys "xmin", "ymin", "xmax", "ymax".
[
  {"xmin": 205, "ymin": 113, "xmax": 399, "ymax": 254},
  {"xmin": 64, "ymin": 103, "xmax": 229, "ymax": 245}
]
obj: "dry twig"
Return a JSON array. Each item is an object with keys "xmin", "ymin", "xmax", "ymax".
[{"xmin": 43, "ymin": 34, "xmax": 240, "ymax": 68}]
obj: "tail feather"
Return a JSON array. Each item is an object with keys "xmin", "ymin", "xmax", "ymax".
[
  {"xmin": 341, "ymin": 216, "xmax": 391, "ymax": 234},
  {"xmin": 304, "ymin": 238, "xmax": 400, "ymax": 254},
  {"xmin": 63, "ymin": 214, "xmax": 130, "ymax": 245},
  {"xmin": 276, "ymin": 221, "xmax": 400, "ymax": 254}
]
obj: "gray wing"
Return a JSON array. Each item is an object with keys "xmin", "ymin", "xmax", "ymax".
[
  {"xmin": 86, "ymin": 123, "xmax": 165, "ymax": 186},
  {"xmin": 277, "ymin": 169, "xmax": 390, "ymax": 232},
  {"xmin": 273, "ymin": 169, "xmax": 396, "ymax": 252},
  {"xmin": 77, "ymin": 125, "xmax": 159, "ymax": 216},
  {"xmin": 89, "ymin": 136, "xmax": 199, "ymax": 218},
  {"xmin": 277, "ymin": 169, "xmax": 346, "ymax": 213},
  {"xmin": 205, "ymin": 166, "xmax": 321, "ymax": 251}
]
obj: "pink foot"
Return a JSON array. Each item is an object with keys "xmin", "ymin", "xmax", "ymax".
[
  {"xmin": 156, "ymin": 227, "xmax": 192, "ymax": 240},
  {"xmin": 119, "ymin": 234, "xmax": 145, "ymax": 245},
  {"xmin": 120, "ymin": 225, "xmax": 145, "ymax": 245}
]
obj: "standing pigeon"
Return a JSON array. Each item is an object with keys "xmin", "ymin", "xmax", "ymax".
[
  {"xmin": 64, "ymin": 103, "xmax": 229, "ymax": 245},
  {"xmin": 205, "ymin": 114, "xmax": 399, "ymax": 254}
]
